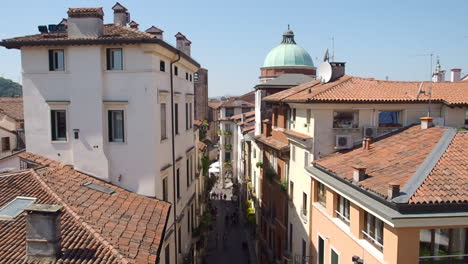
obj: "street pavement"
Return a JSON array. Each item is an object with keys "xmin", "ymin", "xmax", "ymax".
[{"xmin": 205, "ymin": 179, "xmax": 250, "ymax": 264}]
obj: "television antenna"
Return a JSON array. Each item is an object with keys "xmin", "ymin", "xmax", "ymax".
[
  {"xmin": 329, "ymin": 37, "xmax": 335, "ymax": 62},
  {"xmin": 411, "ymin": 53, "xmax": 434, "ymax": 117}
]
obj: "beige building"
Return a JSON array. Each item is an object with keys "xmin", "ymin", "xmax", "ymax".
[{"xmin": 0, "ymin": 97, "xmax": 25, "ymax": 162}]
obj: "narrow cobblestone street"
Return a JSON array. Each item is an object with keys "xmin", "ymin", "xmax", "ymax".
[{"xmin": 205, "ymin": 178, "xmax": 251, "ymax": 264}]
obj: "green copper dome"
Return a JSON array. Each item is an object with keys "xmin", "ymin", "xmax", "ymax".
[{"xmin": 263, "ymin": 28, "xmax": 314, "ymax": 68}]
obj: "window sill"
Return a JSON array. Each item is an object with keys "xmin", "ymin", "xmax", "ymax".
[
  {"xmin": 104, "ymin": 69, "xmax": 124, "ymax": 73},
  {"xmin": 51, "ymin": 140, "xmax": 68, "ymax": 144},
  {"xmin": 108, "ymin": 141, "xmax": 127, "ymax": 145}
]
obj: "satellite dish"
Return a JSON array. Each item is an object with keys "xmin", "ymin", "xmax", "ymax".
[{"xmin": 318, "ymin": 62, "xmax": 332, "ymax": 83}]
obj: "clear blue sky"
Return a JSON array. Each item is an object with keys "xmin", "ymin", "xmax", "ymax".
[{"xmin": 1, "ymin": 0, "xmax": 467, "ymax": 97}]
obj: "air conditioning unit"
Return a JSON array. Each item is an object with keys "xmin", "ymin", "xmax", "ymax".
[
  {"xmin": 335, "ymin": 135, "xmax": 353, "ymax": 150},
  {"xmin": 363, "ymin": 126, "xmax": 378, "ymax": 138}
]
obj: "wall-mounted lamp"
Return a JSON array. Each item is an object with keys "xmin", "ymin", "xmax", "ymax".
[
  {"xmin": 352, "ymin": 256, "xmax": 364, "ymax": 264},
  {"xmin": 73, "ymin": 129, "xmax": 80, "ymax": 139}
]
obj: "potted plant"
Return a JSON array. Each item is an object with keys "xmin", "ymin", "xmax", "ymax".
[{"xmin": 255, "ymin": 161, "xmax": 263, "ymax": 168}]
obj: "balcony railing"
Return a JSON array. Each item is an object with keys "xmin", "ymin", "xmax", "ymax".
[
  {"xmin": 335, "ymin": 210, "xmax": 350, "ymax": 225},
  {"xmin": 362, "ymin": 230, "xmax": 384, "ymax": 251}
]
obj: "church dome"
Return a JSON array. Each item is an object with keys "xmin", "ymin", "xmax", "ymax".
[{"xmin": 262, "ymin": 27, "xmax": 314, "ymax": 68}]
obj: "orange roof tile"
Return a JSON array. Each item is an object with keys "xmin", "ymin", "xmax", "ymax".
[
  {"xmin": 231, "ymin": 110, "xmax": 255, "ymax": 121},
  {"xmin": 410, "ymin": 132, "xmax": 468, "ymax": 204},
  {"xmin": 0, "ymin": 97, "xmax": 23, "ymax": 121},
  {"xmin": 255, "ymin": 131, "xmax": 289, "ymax": 151},
  {"xmin": 265, "ymin": 75, "xmax": 468, "ymax": 106},
  {"xmin": 284, "ymin": 129, "xmax": 312, "ymax": 140},
  {"xmin": 314, "ymin": 126, "xmax": 446, "ymax": 199},
  {"xmin": 0, "ymin": 152, "xmax": 171, "ymax": 263}
]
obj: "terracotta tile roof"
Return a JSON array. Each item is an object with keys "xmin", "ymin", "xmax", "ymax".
[
  {"xmin": 0, "ymin": 152, "xmax": 171, "ymax": 263},
  {"xmin": 194, "ymin": 120, "xmax": 203, "ymax": 127},
  {"xmin": 231, "ymin": 110, "xmax": 255, "ymax": 121},
  {"xmin": 314, "ymin": 126, "xmax": 447, "ymax": 199},
  {"xmin": 255, "ymin": 131, "xmax": 289, "ymax": 151},
  {"xmin": 0, "ymin": 97, "xmax": 23, "ymax": 121},
  {"xmin": 242, "ymin": 126, "xmax": 255, "ymax": 133},
  {"xmin": 265, "ymin": 75, "xmax": 468, "ymax": 106},
  {"xmin": 67, "ymin": 7, "xmax": 104, "ymax": 16},
  {"xmin": 208, "ymin": 101, "xmax": 222, "ymax": 109},
  {"xmin": 219, "ymin": 98, "xmax": 254, "ymax": 108},
  {"xmin": 410, "ymin": 132, "xmax": 468, "ymax": 204},
  {"xmin": 284, "ymin": 129, "xmax": 312, "ymax": 140}
]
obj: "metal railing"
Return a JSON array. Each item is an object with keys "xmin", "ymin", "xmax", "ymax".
[
  {"xmin": 335, "ymin": 210, "xmax": 350, "ymax": 225},
  {"xmin": 362, "ymin": 230, "xmax": 384, "ymax": 251}
]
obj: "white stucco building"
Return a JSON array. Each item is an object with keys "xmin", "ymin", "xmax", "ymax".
[{"xmin": 1, "ymin": 3, "xmax": 202, "ymax": 264}]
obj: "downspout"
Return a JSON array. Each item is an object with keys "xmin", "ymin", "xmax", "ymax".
[{"xmin": 170, "ymin": 51, "xmax": 181, "ymax": 264}]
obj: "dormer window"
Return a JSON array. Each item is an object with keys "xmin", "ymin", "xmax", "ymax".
[
  {"xmin": 48, "ymin": 49, "xmax": 64, "ymax": 71},
  {"xmin": 106, "ymin": 48, "xmax": 123, "ymax": 70}
]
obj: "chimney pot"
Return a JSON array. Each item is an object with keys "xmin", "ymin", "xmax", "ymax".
[
  {"xmin": 362, "ymin": 137, "xmax": 371, "ymax": 150},
  {"xmin": 420, "ymin": 117, "xmax": 433, "ymax": 129},
  {"xmin": 388, "ymin": 183, "xmax": 400, "ymax": 199},
  {"xmin": 129, "ymin": 20, "xmax": 139, "ymax": 30},
  {"xmin": 352, "ymin": 165, "xmax": 366, "ymax": 182},
  {"xmin": 112, "ymin": 2, "xmax": 129, "ymax": 26},
  {"xmin": 175, "ymin": 32, "xmax": 192, "ymax": 56},
  {"xmin": 25, "ymin": 204, "xmax": 62, "ymax": 262},
  {"xmin": 67, "ymin": 8, "xmax": 104, "ymax": 39},
  {"xmin": 262, "ymin": 120, "xmax": 271, "ymax": 137},
  {"xmin": 145, "ymin": 26, "xmax": 164, "ymax": 39},
  {"xmin": 451, "ymin": 68, "xmax": 461, "ymax": 82}
]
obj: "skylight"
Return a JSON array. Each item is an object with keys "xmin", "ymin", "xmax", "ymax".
[
  {"xmin": 82, "ymin": 182, "xmax": 115, "ymax": 194},
  {"xmin": 0, "ymin": 197, "xmax": 37, "ymax": 220}
]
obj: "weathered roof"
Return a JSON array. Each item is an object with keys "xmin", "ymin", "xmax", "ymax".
[
  {"xmin": 219, "ymin": 98, "xmax": 254, "ymax": 108},
  {"xmin": 284, "ymin": 129, "xmax": 312, "ymax": 140},
  {"xmin": 314, "ymin": 126, "xmax": 447, "ymax": 199},
  {"xmin": 0, "ymin": 152, "xmax": 171, "ymax": 263},
  {"xmin": 255, "ymin": 74, "xmax": 314, "ymax": 89},
  {"xmin": 255, "ymin": 131, "xmax": 289, "ymax": 151},
  {"xmin": 0, "ymin": 97, "xmax": 23, "ymax": 121},
  {"xmin": 231, "ymin": 110, "xmax": 255, "ymax": 121},
  {"xmin": 264, "ymin": 75, "xmax": 468, "ymax": 106},
  {"xmin": 410, "ymin": 132, "xmax": 468, "ymax": 204}
]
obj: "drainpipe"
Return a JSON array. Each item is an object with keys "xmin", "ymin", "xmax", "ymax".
[{"xmin": 170, "ymin": 51, "xmax": 181, "ymax": 264}]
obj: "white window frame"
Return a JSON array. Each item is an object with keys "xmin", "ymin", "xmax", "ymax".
[{"xmin": 330, "ymin": 246, "xmax": 340, "ymax": 264}]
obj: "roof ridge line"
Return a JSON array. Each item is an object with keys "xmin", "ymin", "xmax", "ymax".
[
  {"xmin": 305, "ymin": 75, "xmax": 353, "ymax": 100},
  {"xmin": 393, "ymin": 127, "xmax": 457, "ymax": 204},
  {"xmin": 278, "ymin": 80, "xmax": 321, "ymax": 101},
  {"xmin": 30, "ymin": 168, "xmax": 129, "ymax": 264}
]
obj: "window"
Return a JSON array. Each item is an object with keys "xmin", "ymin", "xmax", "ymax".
[
  {"xmin": 48, "ymin": 49, "xmax": 64, "ymax": 71},
  {"xmin": 242, "ymin": 107, "xmax": 250, "ymax": 113},
  {"xmin": 331, "ymin": 248, "xmax": 339, "ymax": 264},
  {"xmin": 378, "ymin": 111, "xmax": 401, "ymax": 127},
  {"xmin": 306, "ymin": 109, "xmax": 311, "ymax": 126},
  {"xmin": 289, "ymin": 223, "xmax": 293, "ymax": 251},
  {"xmin": 464, "ymin": 111, "xmax": 468, "ymax": 127},
  {"xmin": 292, "ymin": 108, "xmax": 296, "ymax": 122},
  {"xmin": 253, "ymin": 149, "xmax": 256, "ymax": 159},
  {"xmin": 186, "ymin": 103, "xmax": 189, "ymax": 130},
  {"xmin": 304, "ymin": 151, "xmax": 309, "ymax": 167},
  {"xmin": 336, "ymin": 195, "xmax": 350, "ymax": 225},
  {"xmin": 363, "ymin": 212, "xmax": 384, "ymax": 250},
  {"xmin": 302, "ymin": 192, "xmax": 307, "ymax": 216},
  {"xmin": 289, "ymin": 181, "xmax": 294, "ymax": 201},
  {"xmin": 224, "ymin": 123, "xmax": 231, "ymax": 132},
  {"xmin": 225, "ymin": 151, "xmax": 231, "ymax": 161},
  {"xmin": 189, "ymin": 74, "xmax": 192, "ymax": 82},
  {"xmin": 186, "ymin": 158, "xmax": 190, "ymax": 187},
  {"xmin": 189, "ymin": 103, "xmax": 192, "ymax": 128},
  {"xmin": 176, "ymin": 168, "xmax": 180, "ymax": 199},
  {"xmin": 160, "ymin": 60, "xmax": 166, "ymax": 72},
  {"xmin": 0, "ymin": 197, "xmax": 37, "ymax": 220},
  {"xmin": 108, "ymin": 110, "xmax": 125, "ymax": 142},
  {"xmin": 302, "ymin": 239, "xmax": 307, "ymax": 264},
  {"xmin": 318, "ymin": 236, "xmax": 325, "ymax": 264},
  {"xmin": 317, "ymin": 182, "xmax": 326, "ymax": 206},
  {"xmin": 106, "ymin": 48, "xmax": 123, "ymax": 70},
  {"xmin": 178, "ymin": 227, "xmax": 181, "ymax": 253},
  {"xmin": 225, "ymin": 108, "xmax": 235, "ymax": 118},
  {"xmin": 191, "ymin": 204, "xmax": 194, "ymax": 232},
  {"xmin": 186, "ymin": 72, "xmax": 189, "ymax": 80},
  {"xmin": 292, "ymin": 145, "xmax": 296, "ymax": 161},
  {"xmin": 162, "ymin": 177, "xmax": 168, "ymax": 202},
  {"xmin": 1, "ymin": 137, "xmax": 10, "ymax": 151},
  {"xmin": 161, "ymin": 103, "xmax": 167, "ymax": 139},
  {"xmin": 194, "ymin": 72, "xmax": 199, "ymax": 81},
  {"xmin": 51, "ymin": 110, "xmax": 67, "ymax": 141},
  {"xmin": 174, "ymin": 66, "xmax": 178, "ymax": 76},
  {"xmin": 190, "ymin": 155, "xmax": 194, "ymax": 181},
  {"xmin": 175, "ymin": 104, "xmax": 179, "ymax": 134},
  {"xmin": 419, "ymin": 228, "xmax": 468, "ymax": 263},
  {"xmin": 165, "ymin": 244, "xmax": 170, "ymax": 264},
  {"xmin": 188, "ymin": 208, "xmax": 191, "ymax": 232},
  {"xmin": 333, "ymin": 110, "xmax": 358, "ymax": 128}
]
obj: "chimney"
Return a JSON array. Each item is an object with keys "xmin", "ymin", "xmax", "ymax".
[
  {"xmin": 262, "ymin": 120, "xmax": 271, "ymax": 137},
  {"xmin": 330, "ymin": 62, "xmax": 346, "ymax": 81},
  {"xmin": 352, "ymin": 165, "xmax": 366, "ymax": 182},
  {"xmin": 175, "ymin": 32, "xmax": 192, "ymax": 56},
  {"xmin": 128, "ymin": 20, "xmax": 139, "ymax": 30},
  {"xmin": 451, "ymin": 68, "xmax": 461, "ymax": 82},
  {"xmin": 67, "ymin": 7, "xmax": 104, "ymax": 39},
  {"xmin": 145, "ymin": 26, "xmax": 164, "ymax": 39},
  {"xmin": 387, "ymin": 183, "xmax": 400, "ymax": 199},
  {"xmin": 362, "ymin": 137, "xmax": 371, "ymax": 150},
  {"xmin": 112, "ymin": 2, "xmax": 129, "ymax": 26},
  {"xmin": 25, "ymin": 204, "xmax": 63, "ymax": 262},
  {"xmin": 420, "ymin": 116, "xmax": 433, "ymax": 129}
]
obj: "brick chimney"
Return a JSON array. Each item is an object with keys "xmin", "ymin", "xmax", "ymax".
[
  {"xmin": 25, "ymin": 204, "xmax": 63, "ymax": 262},
  {"xmin": 145, "ymin": 26, "xmax": 164, "ymax": 39},
  {"xmin": 175, "ymin": 32, "xmax": 192, "ymax": 56},
  {"xmin": 112, "ymin": 2, "xmax": 129, "ymax": 26},
  {"xmin": 128, "ymin": 20, "xmax": 139, "ymax": 30},
  {"xmin": 362, "ymin": 137, "xmax": 371, "ymax": 150},
  {"xmin": 420, "ymin": 117, "xmax": 433, "ymax": 129},
  {"xmin": 387, "ymin": 183, "xmax": 400, "ymax": 199},
  {"xmin": 262, "ymin": 119, "xmax": 271, "ymax": 137},
  {"xmin": 67, "ymin": 7, "xmax": 104, "ymax": 39},
  {"xmin": 352, "ymin": 165, "xmax": 366, "ymax": 182},
  {"xmin": 451, "ymin": 68, "xmax": 461, "ymax": 82}
]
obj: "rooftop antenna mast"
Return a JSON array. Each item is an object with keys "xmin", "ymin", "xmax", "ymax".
[
  {"xmin": 329, "ymin": 37, "xmax": 335, "ymax": 62},
  {"xmin": 412, "ymin": 53, "xmax": 433, "ymax": 117}
]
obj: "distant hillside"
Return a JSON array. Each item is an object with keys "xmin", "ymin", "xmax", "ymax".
[{"xmin": 0, "ymin": 77, "xmax": 22, "ymax": 97}]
